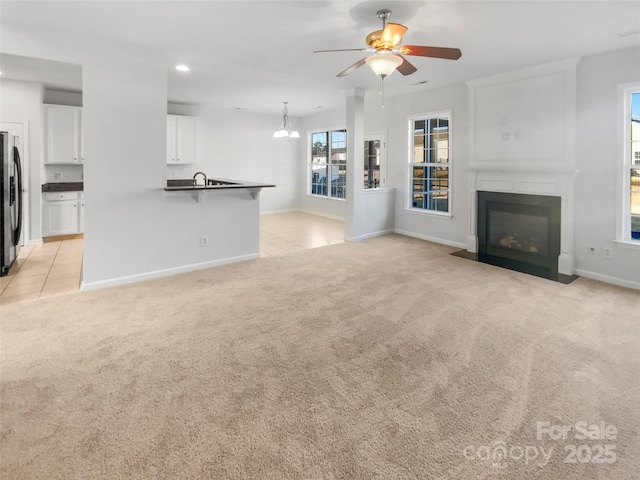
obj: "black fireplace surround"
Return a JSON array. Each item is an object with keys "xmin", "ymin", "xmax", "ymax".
[{"xmin": 477, "ymin": 191, "xmax": 561, "ymax": 280}]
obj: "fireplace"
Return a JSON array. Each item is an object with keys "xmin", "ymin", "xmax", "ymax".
[{"xmin": 477, "ymin": 191, "xmax": 561, "ymax": 280}]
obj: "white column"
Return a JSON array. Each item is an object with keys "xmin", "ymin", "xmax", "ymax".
[{"xmin": 345, "ymin": 88, "xmax": 365, "ymax": 242}]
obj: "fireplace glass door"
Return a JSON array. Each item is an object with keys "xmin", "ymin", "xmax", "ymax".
[
  {"xmin": 488, "ymin": 211, "xmax": 549, "ymax": 256},
  {"xmin": 478, "ymin": 191, "xmax": 561, "ymax": 280}
]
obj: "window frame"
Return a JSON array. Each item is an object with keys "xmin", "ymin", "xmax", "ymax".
[
  {"xmin": 406, "ymin": 110, "xmax": 453, "ymax": 216},
  {"xmin": 617, "ymin": 83, "xmax": 640, "ymax": 246},
  {"xmin": 307, "ymin": 126, "xmax": 347, "ymax": 201}
]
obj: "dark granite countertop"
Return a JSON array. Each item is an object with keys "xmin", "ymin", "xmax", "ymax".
[
  {"xmin": 165, "ymin": 178, "xmax": 275, "ymax": 191},
  {"xmin": 42, "ymin": 182, "xmax": 84, "ymax": 192}
]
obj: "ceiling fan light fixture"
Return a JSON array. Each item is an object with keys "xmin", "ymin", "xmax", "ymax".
[
  {"xmin": 366, "ymin": 51, "xmax": 403, "ymax": 77},
  {"xmin": 273, "ymin": 101, "xmax": 299, "ymax": 139}
]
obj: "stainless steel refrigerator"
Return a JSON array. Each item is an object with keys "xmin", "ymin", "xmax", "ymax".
[{"xmin": 1, "ymin": 131, "xmax": 23, "ymax": 276}]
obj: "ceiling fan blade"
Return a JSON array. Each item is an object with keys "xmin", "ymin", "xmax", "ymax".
[
  {"xmin": 399, "ymin": 45, "xmax": 462, "ymax": 60},
  {"xmin": 337, "ymin": 58, "xmax": 367, "ymax": 77},
  {"xmin": 314, "ymin": 48, "xmax": 368, "ymax": 53},
  {"xmin": 379, "ymin": 23, "xmax": 408, "ymax": 47},
  {"xmin": 396, "ymin": 56, "xmax": 417, "ymax": 76}
]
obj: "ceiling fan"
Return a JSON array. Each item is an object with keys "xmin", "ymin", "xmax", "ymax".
[{"xmin": 314, "ymin": 9, "xmax": 462, "ymax": 79}]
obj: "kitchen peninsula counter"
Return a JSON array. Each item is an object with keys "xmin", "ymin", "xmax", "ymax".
[
  {"xmin": 158, "ymin": 176, "xmax": 270, "ymax": 274},
  {"xmin": 163, "ymin": 178, "xmax": 275, "ymax": 204},
  {"xmin": 164, "ymin": 178, "xmax": 275, "ymax": 192}
]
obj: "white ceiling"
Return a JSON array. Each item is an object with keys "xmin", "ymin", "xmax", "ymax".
[{"xmin": 1, "ymin": 0, "xmax": 639, "ymax": 116}]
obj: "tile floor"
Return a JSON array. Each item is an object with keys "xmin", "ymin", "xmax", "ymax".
[
  {"xmin": 0, "ymin": 212, "xmax": 344, "ymax": 306},
  {"xmin": 259, "ymin": 211, "xmax": 345, "ymax": 257},
  {"xmin": 0, "ymin": 238, "xmax": 84, "ymax": 306}
]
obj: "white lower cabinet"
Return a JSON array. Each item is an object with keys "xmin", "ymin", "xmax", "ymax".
[{"xmin": 42, "ymin": 192, "xmax": 84, "ymax": 237}]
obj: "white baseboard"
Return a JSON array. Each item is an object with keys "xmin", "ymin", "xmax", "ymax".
[
  {"xmin": 26, "ymin": 239, "xmax": 43, "ymax": 246},
  {"xmin": 344, "ymin": 235, "xmax": 364, "ymax": 242},
  {"xmin": 394, "ymin": 229, "xmax": 467, "ymax": 249},
  {"xmin": 362, "ymin": 229, "xmax": 394, "ymax": 240},
  {"xmin": 81, "ymin": 253, "xmax": 259, "ymax": 291},
  {"xmin": 345, "ymin": 229, "xmax": 394, "ymax": 242},
  {"xmin": 575, "ymin": 268, "xmax": 640, "ymax": 290}
]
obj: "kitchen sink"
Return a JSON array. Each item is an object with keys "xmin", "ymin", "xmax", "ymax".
[
  {"xmin": 207, "ymin": 179, "xmax": 238, "ymax": 186},
  {"xmin": 166, "ymin": 178, "xmax": 240, "ymax": 188}
]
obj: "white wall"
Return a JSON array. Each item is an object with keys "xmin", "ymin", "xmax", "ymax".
[
  {"xmin": 574, "ymin": 46, "xmax": 640, "ymax": 287},
  {"xmin": 0, "ymin": 79, "xmax": 43, "ymax": 242},
  {"xmin": 4, "ymin": 18, "xmax": 637, "ymax": 289},
  {"xmin": 296, "ymin": 85, "xmax": 470, "ymax": 244},
  {"xmin": 379, "ymin": 51, "xmax": 639, "ymax": 286},
  {"xmin": 362, "ymin": 188, "xmax": 396, "ymax": 238},
  {"xmin": 387, "ymin": 83, "xmax": 470, "ymax": 248},
  {"xmin": 379, "ymin": 50, "xmax": 639, "ymax": 287},
  {"xmin": 1, "ymin": 24, "xmax": 267, "ymax": 288},
  {"xmin": 199, "ymin": 107, "xmax": 299, "ymax": 214},
  {"xmin": 166, "ymin": 104, "xmax": 299, "ymax": 214},
  {"xmin": 80, "ymin": 45, "xmax": 170, "ymax": 285}
]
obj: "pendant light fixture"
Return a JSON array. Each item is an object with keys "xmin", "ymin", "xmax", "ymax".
[{"xmin": 273, "ymin": 101, "xmax": 300, "ymax": 138}]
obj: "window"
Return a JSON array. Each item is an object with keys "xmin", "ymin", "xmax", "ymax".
[
  {"xmin": 621, "ymin": 87, "xmax": 640, "ymax": 242},
  {"xmin": 364, "ymin": 139, "xmax": 381, "ymax": 189},
  {"xmin": 364, "ymin": 132, "xmax": 386, "ymax": 189},
  {"xmin": 629, "ymin": 92, "xmax": 640, "ymax": 239},
  {"xmin": 409, "ymin": 112, "xmax": 451, "ymax": 213},
  {"xmin": 310, "ymin": 129, "xmax": 347, "ymax": 199}
]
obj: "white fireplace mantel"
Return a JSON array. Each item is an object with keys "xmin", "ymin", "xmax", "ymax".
[
  {"xmin": 466, "ymin": 59, "xmax": 580, "ymax": 276},
  {"xmin": 467, "ymin": 168, "xmax": 579, "ymax": 276}
]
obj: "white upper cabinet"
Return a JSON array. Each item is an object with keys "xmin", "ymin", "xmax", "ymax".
[
  {"xmin": 45, "ymin": 105, "xmax": 83, "ymax": 164},
  {"xmin": 167, "ymin": 115, "xmax": 196, "ymax": 164},
  {"xmin": 166, "ymin": 115, "xmax": 177, "ymax": 164}
]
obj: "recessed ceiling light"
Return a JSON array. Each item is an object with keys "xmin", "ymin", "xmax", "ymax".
[{"xmin": 175, "ymin": 65, "xmax": 189, "ymax": 72}]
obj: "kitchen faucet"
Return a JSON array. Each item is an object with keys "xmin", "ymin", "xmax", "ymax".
[{"xmin": 193, "ymin": 171, "xmax": 207, "ymax": 187}]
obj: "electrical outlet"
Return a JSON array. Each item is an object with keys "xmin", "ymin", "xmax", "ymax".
[
  {"xmin": 172, "ymin": 170, "xmax": 178, "ymax": 178},
  {"xmin": 604, "ymin": 247, "xmax": 613, "ymax": 258},
  {"xmin": 54, "ymin": 172, "xmax": 62, "ymax": 180},
  {"xmin": 588, "ymin": 246, "xmax": 596, "ymax": 255},
  {"xmin": 200, "ymin": 235, "xmax": 209, "ymax": 247}
]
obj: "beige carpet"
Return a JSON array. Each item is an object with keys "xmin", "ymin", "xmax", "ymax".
[{"xmin": 1, "ymin": 234, "xmax": 638, "ymax": 479}]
